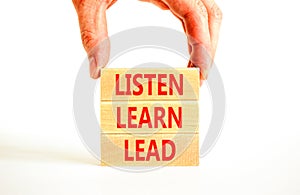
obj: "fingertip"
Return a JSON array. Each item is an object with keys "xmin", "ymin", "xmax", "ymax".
[
  {"xmin": 89, "ymin": 57, "xmax": 100, "ymax": 79},
  {"xmin": 200, "ymin": 71, "xmax": 208, "ymax": 81},
  {"xmin": 90, "ymin": 68, "xmax": 101, "ymax": 79}
]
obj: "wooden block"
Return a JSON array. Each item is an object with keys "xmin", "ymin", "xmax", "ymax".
[
  {"xmin": 100, "ymin": 133, "xmax": 199, "ymax": 166},
  {"xmin": 101, "ymin": 68, "xmax": 199, "ymax": 101},
  {"xmin": 100, "ymin": 68, "xmax": 200, "ymax": 166},
  {"xmin": 100, "ymin": 101, "xmax": 199, "ymax": 134}
]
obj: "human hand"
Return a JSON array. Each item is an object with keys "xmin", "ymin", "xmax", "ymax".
[
  {"xmin": 72, "ymin": 0, "xmax": 117, "ymax": 78},
  {"xmin": 73, "ymin": 0, "xmax": 222, "ymax": 85},
  {"xmin": 140, "ymin": 0, "xmax": 222, "ymax": 85}
]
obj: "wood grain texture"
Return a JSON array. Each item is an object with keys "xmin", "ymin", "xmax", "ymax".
[
  {"xmin": 100, "ymin": 101, "xmax": 199, "ymax": 134},
  {"xmin": 101, "ymin": 68, "xmax": 199, "ymax": 101},
  {"xmin": 100, "ymin": 133, "xmax": 199, "ymax": 166}
]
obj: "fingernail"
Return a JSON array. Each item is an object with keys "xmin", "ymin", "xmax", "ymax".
[{"xmin": 89, "ymin": 57, "xmax": 97, "ymax": 79}]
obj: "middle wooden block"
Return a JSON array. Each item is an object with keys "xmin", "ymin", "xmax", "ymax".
[{"xmin": 101, "ymin": 101, "xmax": 199, "ymax": 134}]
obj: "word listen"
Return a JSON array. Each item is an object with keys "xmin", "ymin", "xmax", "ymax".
[{"xmin": 116, "ymin": 73, "xmax": 184, "ymax": 96}]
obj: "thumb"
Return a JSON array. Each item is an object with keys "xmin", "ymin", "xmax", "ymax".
[{"xmin": 73, "ymin": 0, "xmax": 110, "ymax": 79}]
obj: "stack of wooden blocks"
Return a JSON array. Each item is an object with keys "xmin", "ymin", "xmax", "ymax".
[{"xmin": 100, "ymin": 68, "xmax": 199, "ymax": 166}]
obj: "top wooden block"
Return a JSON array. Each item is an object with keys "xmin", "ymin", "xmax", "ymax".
[{"xmin": 101, "ymin": 68, "xmax": 199, "ymax": 101}]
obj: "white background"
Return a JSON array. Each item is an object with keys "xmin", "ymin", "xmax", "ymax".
[{"xmin": 0, "ymin": 0, "xmax": 300, "ymax": 194}]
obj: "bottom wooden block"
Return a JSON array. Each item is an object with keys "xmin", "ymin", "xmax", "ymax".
[{"xmin": 101, "ymin": 133, "xmax": 199, "ymax": 166}]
